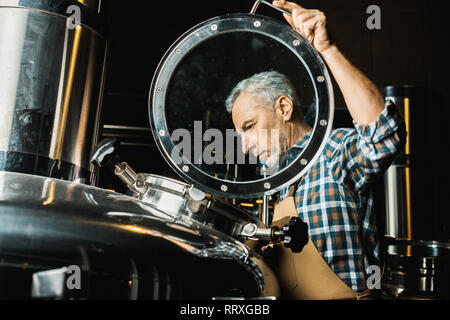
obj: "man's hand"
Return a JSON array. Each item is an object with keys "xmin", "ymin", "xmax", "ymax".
[
  {"xmin": 274, "ymin": 0, "xmax": 385, "ymax": 126},
  {"xmin": 272, "ymin": 0, "xmax": 332, "ymax": 54}
]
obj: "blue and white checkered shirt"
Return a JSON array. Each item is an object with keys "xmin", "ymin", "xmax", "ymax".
[{"xmin": 279, "ymin": 99, "xmax": 406, "ymax": 292}]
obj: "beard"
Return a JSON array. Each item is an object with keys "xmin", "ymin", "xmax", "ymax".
[
  {"xmin": 263, "ymin": 150, "xmax": 281, "ymax": 168},
  {"xmin": 257, "ymin": 135, "xmax": 288, "ymax": 176}
]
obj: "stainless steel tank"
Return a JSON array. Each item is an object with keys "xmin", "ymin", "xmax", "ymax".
[
  {"xmin": 0, "ymin": 171, "xmax": 270, "ymax": 299},
  {"xmin": 0, "ymin": 0, "xmax": 108, "ymax": 184},
  {"xmin": 382, "ymin": 85, "xmax": 413, "ymax": 239}
]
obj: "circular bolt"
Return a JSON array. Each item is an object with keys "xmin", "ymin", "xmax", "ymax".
[
  {"xmin": 300, "ymin": 159, "xmax": 308, "ymax": 166},
  {"xmin": 264, "ymin": 182, "xmax": 271, "ymax": 189},
  {"xmin": 136, "ymin": 180, "xmax": 145, "ymax": 188},
  {"xmin": 320, "ymin": 119, "xmax": 328, "ymax": 126},
  {"xmin": 253, "ymin": 21, "xmax": 261, "ymax": 27},
  {"xmin": 210, "ymin": 24, "xmax": 217, "ymax": 31},
  {"xmin": 220, "ymin": 184, "xmax": 228, "ymax": 192},
  {"xmin": 246, "ymin": 224, "xmax": 257, "ymax": 233},
  {"xmin": 182, "ymin": 165, "xmax": 189, "ymax": 172},
  {"xmin": 156, "ymin": 87, "xmax": 162, "ymax": 93},
  {"xmin": 293, "ymin": 39, "xmax": 300, "ymax": 46},
  {"xmin": 159, "ymin": 129, "xmax": 165, "ymax": 136},
  {"xmin": 175, "ymin": 48, "xmax": 181, "ymax": 54},
  {"xmin": 317, "ymin": 76, "xmax": 325, "ymax": 82}
]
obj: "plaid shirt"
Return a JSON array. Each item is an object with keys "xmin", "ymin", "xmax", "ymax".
[{"xmin": 279, "ymin": 99, "xmax": 406, "ymax": 292}]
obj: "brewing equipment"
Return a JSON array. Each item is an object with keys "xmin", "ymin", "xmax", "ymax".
[
  {"xmin": 381, "ymin": 86, "xmax": 450, "ymax": 299},
  {"xmin": 382, "ymin": 85, "xmax": 413, "ymax": 240},
  {"xmin": 0, "ymin": 1, "xmax": 335, "ymax": 299},
  {"xmin": 381, "ymin": 239, "xmax": 450, "ymax": 299},
  {"xmin": 0, "ymin": 0, "xmax": 108, "ymax": 184},
  {"xmin": 0, "ymin": 170, "xmax": 273, "ymax": 299}
]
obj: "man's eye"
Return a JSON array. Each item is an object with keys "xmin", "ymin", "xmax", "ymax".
[{"xmin": 245, "ymin": 123, "xmax": 255, "ymax": 131}]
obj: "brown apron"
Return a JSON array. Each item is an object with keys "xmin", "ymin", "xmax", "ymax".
[{"xmin": 267, "ymin": 187, "xmax": 369, "ymax": 300}]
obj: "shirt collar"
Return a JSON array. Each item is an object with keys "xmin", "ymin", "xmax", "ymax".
[
  {"xmin": 282, "ymin": 131, "xmax": 312, "ymax": 166},
  {"xmin": 287, "ymin": 131, "xmax": 312, "ymax": 154}
]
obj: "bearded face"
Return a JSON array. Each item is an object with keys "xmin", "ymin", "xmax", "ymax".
[{"xmin": 231, "ymin": 91, "xmax": 294, "ymax": 169}]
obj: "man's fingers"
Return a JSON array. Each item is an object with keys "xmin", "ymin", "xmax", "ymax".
[
  {"xmin": 272, "ymin": 0, "xmax": 306, "ymax": 13},
  {"xmin": 292, "ymin": 10, "xmax": 316, "ymax": 37},
  {"xmin": 272, "ymin": 1, "xmax": 329, "ymax": 50},
  {"xmin": 282, "ymin": 13, "xmax": 294, "ymax": 27},
  {"xmin": 273, "ymin": 1, "xmax": 308, "ymax": 29},
  {"xmin": 302, "ymin": 17, "xmax": 318, "ymax": 40}
]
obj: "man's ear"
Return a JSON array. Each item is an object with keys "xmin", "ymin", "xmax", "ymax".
[{"xmin": 275, "ymin": 96, "xmax": 294, "ymax": 121}]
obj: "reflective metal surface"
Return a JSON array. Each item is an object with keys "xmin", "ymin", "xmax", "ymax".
[
  {"xmin": 0, "ymin": 6, "xmax": 107, "ymax": 183},
  {"xmin": 384, "ymin": 163, "xmax": 409, "ymax": 239},
  {"xmin": 31, "ymin": 267, "xmax": 68, "ymax": 299},
  {"xmin": 383, "ymin": 86, "xmax": 413, "ymax": 239},
  {"xmin": 0, "ymin": 0, "xmax": 107, "ymax": 32},
  {"xmin": 149, "ymin": 13, "xmax": 334, "ymax": 198},
  {"xmin": 134, "ymin": 174, "xmax": 261, "ymax": 240},
  {"xmin": 0, "ymin": 171, "xmax": 274, "ymax": 298},
  {"xmin": 381, "ymin": 239, "xmax": 450, "ymax": 299}
]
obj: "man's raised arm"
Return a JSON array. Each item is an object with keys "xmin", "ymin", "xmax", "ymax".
[{"xmin": 272, "ymin": 0, "xmax": 385, "ymax": 126}]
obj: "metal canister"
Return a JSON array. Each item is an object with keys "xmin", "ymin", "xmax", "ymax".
[
  {"xmin": 381, "ymin": 239, "xmax": 450, "ymax": 299},
  {"xmin": 382, "ymin": 85, "xmax": 413, "ymax": 239},
  {"xmin": 0, "ymin": 0, "xmax": 108, "ymax": 184}
]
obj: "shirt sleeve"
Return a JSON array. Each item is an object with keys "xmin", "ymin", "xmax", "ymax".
[{"xmin": 327, "ymin": 99, "xmax": 407, "ymax": 191}]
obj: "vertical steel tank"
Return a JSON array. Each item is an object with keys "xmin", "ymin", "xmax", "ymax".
[
  {"xmin": 0, "ymin": 0, "xmax": 108, "ymax": 184},
  {"xmin": 382, "ymin": 85, "xmax": 413, "ymax": 240}
]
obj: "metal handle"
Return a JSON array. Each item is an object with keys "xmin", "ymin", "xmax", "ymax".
[
  {"xmin": 250, "ymin": 0, "xmax": 314, "ymax": 43},
  {"xmin": 240, "ymin": 217, "xmax": 308, "ymax": 253},
  {"xmin": 250, "ymin": 0, "xmax": 292, "ymax": 16}
]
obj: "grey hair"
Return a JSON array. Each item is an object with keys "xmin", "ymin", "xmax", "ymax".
[{"xmin": 225, "ymin": 70, "xmax": 300, "ymax": 113}]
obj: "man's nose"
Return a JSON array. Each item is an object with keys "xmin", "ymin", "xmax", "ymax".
[
  {"xmin": 240, "ymin": 134, "xmax": 256, "ymax": 155},
  {"xmin": 240, "ymin": 133, "xmax": 251, "ymax": 155},
  {"xmin": 241, "ymin": 136, "xmax": 249, "ymax": 154}
]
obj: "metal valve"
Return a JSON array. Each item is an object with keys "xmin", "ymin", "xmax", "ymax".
[
  {"xmin": 90, "ymin": 138, "xmax": 147, "ymax": 195},
  {"xmin": 240, "ymin": 217, "xmax": 308, "ymax": 253}
]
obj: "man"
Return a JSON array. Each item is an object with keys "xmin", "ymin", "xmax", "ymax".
[{"xmin": 225, "ymin": 1, "xmax": 406, "ymax": 293}]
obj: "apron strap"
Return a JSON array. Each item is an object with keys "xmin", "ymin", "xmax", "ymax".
[
  {"xmin": 288, "ymin": 185, "xmax": 296, "ymax": 197},
  {"xmin": 287, "ymin": 178, "xmax": 303, "ymax": 198}
]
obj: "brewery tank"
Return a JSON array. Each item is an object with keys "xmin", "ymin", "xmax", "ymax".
[{"xmin": 0, "ymin": 0, "xmax": 108, "ymax": 184}]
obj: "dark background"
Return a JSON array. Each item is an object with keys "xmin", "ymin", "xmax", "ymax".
[{"xmin": 98, "ymin": 0, "xmax": 450, "ymax": 242}]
